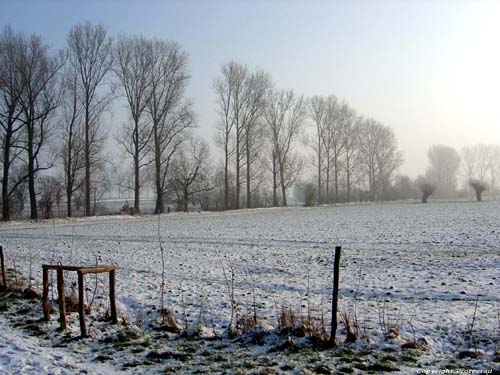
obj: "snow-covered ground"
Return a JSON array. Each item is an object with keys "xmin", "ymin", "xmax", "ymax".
[{"xmin": 0, "ymin": 201, "xmax": 499, "ymax": 373}]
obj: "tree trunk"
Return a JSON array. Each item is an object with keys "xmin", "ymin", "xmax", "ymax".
[
  {"xmin": 475, "ymin": 190, "xmax": 482, "ymax": 202},
  {"xmin": 28, "ymin": 125, "xmax": 37, "ymax": 220},
  {"xmin": 422, "ymin": 192, "xmax": 430, "ymax": 203},
  {"xmin": 133, "ymin": 120, "xmax": 140, "ymax": 214},
  {"xmin": 278, "ymin": 155, "xmax": 287, "ymax": 207},
  {"xmin": 84, "ymin": 105, "xmax": 91, "ymax": 216},
  {"xmin": 317, "ymin": 146, "xmax": 322, "ymax": 206},
  {"xmin": 183, "ymin": 188, "xmax": 189, "ymax": 212},
  {"xmin": 134, "ymin": 154, "xmax": 140, "ymax": 214},
  {"xmin": 325, "ymin": 153, "xmax": 330, "ymax": 204},
  {"xmin": 246, "ymin": 135, "xmax": 251, "ymax": 209},
  {"xmin": 224, "ymin": 148, "xmax": 229, "ymax": 210},
  {"xmin": 346, "ymin": 153, "xmax": 351, "ymax": 203},
  {"xmin": 272, "ymin": 150, "xmax": 278, "ymax": 207},
  {"xmin": 2, "ymin": 131, "xmax": 12, "ymax": 221},
  {"xmin": 235, "ymin": 136, "xmax": 240, "ymax": 210},
  {"xmin": 334, "ymin": 153, "xmax": 338, "ymax": 204},
  {"xmin": 154, "ymin": 142, "xmax": 163, "ymax": 214},
  {"xmin": 67, "ymin": 190, "xmax": 73, "ymax": 217}
]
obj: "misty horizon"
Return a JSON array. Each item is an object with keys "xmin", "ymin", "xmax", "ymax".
[{"xmin": 1, "ymin": 0, "xmax": 499, "ymax": 179}]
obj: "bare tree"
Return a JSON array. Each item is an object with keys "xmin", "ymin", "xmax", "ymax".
[
  {"xmin": 242, "ymin": 69, "xmax": 271, "ymax": 208},
  {"xmin": 146, "ymin": 39, "xmax": 194, "ymax": 214},
  {"xmin": 309, "ymin": 95, "xmax": 328, "ymax": 205},
  {"xmin": 416, "ymin": 175, "xmax": 436, "ymax": 203},
  {"xmin": 373, "ymin": 123, "xmax": 402, "ymax": 200},
  {"xmin": 213, "ymin": 64, "xmax": 236, "ymax": 210},
  {"xmin": 426, "ymin": 144, "xmax": 460, "ymax": 197},
  {"xmin": 321, "ymin": 95, "xmax": 341, "ymax": 203},
  {"xmin": 59, "ymin": 66, "xmax": 84, "ymax": 217},
  {"xmin": 67, "ymin": 22, "xmax": 114, "ymax": 216},
  {"xmin": 329, "ymin": 102, "xmax": 350, "ymax": 203},
  {"xmin": 0, "ymin": 26, "xmax": 25, "ymax": 221},
  {"xmin": 462, "ymin": 144, "xmax": 500, "ymax": 194},
  {"xmin": 115, "ymin": 34, "xmax": 153, "ymax": 214},
  {"xmin": 17, "ymin": 33, "xmax": 64, "ymax": 219},
  {"xmin": 358, "ymin": 119, "xmax": 402, "ymax": 201},
  {"xmin": 213, "ymin": 62, "xmax": 244, "ymax": 209},
  {"xmin": 469, "ymin": 179, "xmax": 486, "ymax": 202},
  {"xmin": 263, "ymin": 89, "xmax": 306, "ymax": 207},
  {"xmin": 358, "ymin": 118, "xmax": 379, "ymax": 201},
  {"xmin": 171, "ymin": 137, "xmax": 211, "ymax": 212},
  {"xmin": 343, "ymin": 115, "xmax": 362, "ymax": 202}
]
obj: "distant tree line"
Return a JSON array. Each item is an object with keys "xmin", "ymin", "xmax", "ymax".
[
  {"xmin": 413, "ymin": 144, "xmax": 500, "ymax": 203},
  {"xmin": 1, "ymin": 23, "xmax": 496, "ymax": 221}
]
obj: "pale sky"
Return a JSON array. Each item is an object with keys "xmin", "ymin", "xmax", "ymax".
[{"xmin": 1, "ymin": 0, "xmax": 499, "ymax": 177}]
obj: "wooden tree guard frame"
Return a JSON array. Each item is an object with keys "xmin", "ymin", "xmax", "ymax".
[{"xmin": 42, "ymin": 264, "xmax": 117, "ymax": 338}]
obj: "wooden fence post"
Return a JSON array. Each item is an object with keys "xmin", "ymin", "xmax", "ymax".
[
  {"xmin": 0, "ymin": 246, "xmax": 6, "ymax": 289},
  {"xmin": 56, "ymin": 268, "xmax": 67, "ymax": 330},
  {"xmin": 42, "ymin": 266, "xmax": 49, "ymax": 321},
  {"xmin": 77, "ymin": 270, "xmax": 87, "ymax": 338},
  {"xmin": 329, "ymin": 245, "xmax": 342, "ymax": 346},
  {"xmin": 109, "ymin": 269, "xmax": 118, "ymax": 324}
]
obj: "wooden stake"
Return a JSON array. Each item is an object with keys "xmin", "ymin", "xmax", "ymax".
[
  {"xmin": 109, "ymin": 269, "xmax": 117, "ymax": 324},
  {"xmin": 77, "ymin": 271, "xmax": 87, "ymax": 337},
  {"xmin": 56, "ymin": 268, "xmax": 67, "ymax": 330},
  {"xmin": 329, "ymin": 245, "xmax": 342, "ymax": 346},
  {"xmin": 42, "ymin": 266, "xmax": 49, "ymax": 321}
]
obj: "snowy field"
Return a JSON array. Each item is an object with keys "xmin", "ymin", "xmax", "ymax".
[{"xmin": 0, "ymin": 201, "xmax": 499, "ymax": 374}]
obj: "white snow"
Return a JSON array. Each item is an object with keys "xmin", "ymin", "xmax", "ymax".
[{"xmin": 0, "ymin": 201, "xmax": 499, "ymax": 372}]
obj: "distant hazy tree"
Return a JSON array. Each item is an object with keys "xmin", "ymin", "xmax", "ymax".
[
  {"xmin": 322, "ymin": 95, "xmax": 342, "ymax": 202},
  {"xmin": 59, "ymin": 66, "xmax": 85, "ymax": 217},
  {"xmin": 303, "ymin": 182, "xmax": 316, "ymax": 207},
  {"xmin": 38, "ymin": 176, "xmax": 61, "ymax": 219},
  {"xmin": 343, "ymin": 115, "xmax": 362, "ymax": 202},
  {"xmin": 393, "ymin": 174, "xmax": 416, "ymax": 200},
  {"xmin": 373, "ymin": 123, "xmax": 403, "ymax": 200},
  {"xmin": 146, "ymin": 39, "xmax": 194, "ymax": 214},
  {"xmin": 213, "ymin": 65, "xmax": 235, "ymax": 210},
  {"xmin": 0, "ymin": 26, "xmax": 25, "ymax": 221},
  {"xmin": 90, "ymin": 161, "xmax": 112, "ymax": 214},
  {"xmin": 171, "ymin": 137, "xmax": 211, "ymax": 212},
  {"xmin": 213, "ymin": 62, "xmax": 270, "ymax": 209},
  {"xmin": 242, "ymin": 69, "xmax": 271, "ymax": 208},
  {"xmin": 115, "ymin": 34, "xmax": 153, "ymax": 214},
  {"xmin": 358, "ymin": 119, "xmax": 402, "ymax": 201},
  {"xmin": 10, "ymin": 165, "xmax": 28, "ymax": 216},
  {"xmin": 462, "ymin": 144, "xmax": 500, "ymax": 194},
  {"xmin": 227, "ymin": 63, "xmax": 247, "ymax": 210},
  {"xmin": 308, "ymin": 95, "xmax": 328, "ymax": 205},
  {"xmin": 426, "ymin": 144, "xmax": 460, "ymax": 197},
  {"xmin": 416, "ymin": 175, "xmax": 436, "ymax": 203},
  {"xmin": 469, "ymin": 179, "xmax": 486, "ymax": 202},
  {"xmin": 330, "ymin": 103, "xmax": 352, "ymax": 202},
  {"xmin": 263, "ymin": 89, "xmax": 306, "ymax": 207},
  {"xmin": 17, "ymin": 32, "xmax": 64, "ymax": 219},
  {"xmin": 462, "ymin": 145, "xmax": 488, "ymax": 184},
  {"xmin": 67, "ymin": 22, "xmax": 114, "ymax": 216}
]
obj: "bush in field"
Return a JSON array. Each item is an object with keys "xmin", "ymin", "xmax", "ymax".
[
  {"xmin": 469, "ymin": 179, "xmax": 486, "ymax": 202},
  {"xmin": 415, "ymin": 176, "xmax": 436, "ymax": 203},
  {"xmin": 303, "ymin": 183, "xmax": 316, "ymax": 207}
]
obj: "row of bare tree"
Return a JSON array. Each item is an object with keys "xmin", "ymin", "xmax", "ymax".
[
  {"xmin": 1, "ymin": 23, "xmax": 212, "ymax": 220},
  {"xmin": 214, "ymin": 62, "xmax": 311, "ymax": 209},
  {"xmin": 309, "ymin": 96, "xmax": 402, "ymax": 204},
  {"xmin": 214, "ymin": 62, "xmax": 404, "ymax": 209},
  {"xmin": 9, "ymin": 22, "xmax": 494, "ymax": 220}
]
